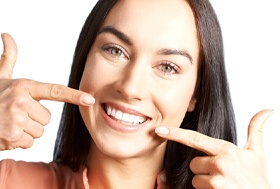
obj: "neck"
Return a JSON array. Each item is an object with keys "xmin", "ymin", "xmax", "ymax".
[{"xmin": 86, "ymin": 142, "xmax": 166, "ymax": 189}]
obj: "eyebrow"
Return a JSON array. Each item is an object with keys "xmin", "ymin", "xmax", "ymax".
[
  {"xmin": 97, "ymin": 26, "xmax": 133, "ymax": 46},
  {"xmin": 157, "ymin": 49, "xmax": 193, "ymax": 64},
  {"xmin": 98, "ymin": 26, "xmax": 194, "ymax": 64}
]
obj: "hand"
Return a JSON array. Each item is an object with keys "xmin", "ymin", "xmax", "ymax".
[
  {"xmin": 0, "ymin": 33, "xmax": 95, "ymax": 150},
  {"xmin": 155, "ymin": 110, "xmax": 273, "ymax": 189}
]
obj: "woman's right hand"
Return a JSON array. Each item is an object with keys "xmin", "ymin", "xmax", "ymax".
[{"xmin": 0, "ymin": 33, "xmax": 95, "ymax": 151}]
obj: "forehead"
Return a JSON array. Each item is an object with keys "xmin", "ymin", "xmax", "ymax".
[{"xmin": 100, "ymin": 0, "xmax": 199, "ymax": 60}]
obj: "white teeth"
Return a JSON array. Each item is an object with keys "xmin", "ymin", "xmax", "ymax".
[
  {"xmin": 107, "ymin": 106, "xmax": 112, "ymax": 115},
  {"xmin": 122, "ymin": 113, "xmax": 130, "ymax": 121},
  {"xmin": 128, "ymin": 114, "xmax": 135, "ymax": 123},
  {"xmin": 105, "ymin": 105, "xmax": 146, "ymax": 125},
  {"xmin": 115, "ymin": 110, "xmax": 123, "ymax": 120}
]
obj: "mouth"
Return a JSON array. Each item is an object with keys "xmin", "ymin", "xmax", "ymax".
[{"xmin": 103, "ymin": 104, "xmax": 151, "ymax": 125}]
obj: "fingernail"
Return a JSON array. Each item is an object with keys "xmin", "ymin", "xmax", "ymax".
[
  {"xmin": 155, "ymin": 126, "xmax": 170, "ymax": 135},
  {"xmin": 264, "ymin": 109, "xmax": 278, "ymax": 126},
  {"xmin": 81, "ymin": 94, "xmax": 95, "ymax": 105},
  {"xmin": 263, "ymin": 109, "xmax": 274, "ymax": 121}
]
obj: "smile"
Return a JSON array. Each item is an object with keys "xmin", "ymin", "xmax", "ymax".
[{"xmin": 104, "ymin": 105, "xmax": 149, "ymax": 125}]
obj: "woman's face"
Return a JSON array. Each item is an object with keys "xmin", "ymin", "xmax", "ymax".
[{"xmin": 79, "ymin": 0, "xmax": 199, "ymax": 158}]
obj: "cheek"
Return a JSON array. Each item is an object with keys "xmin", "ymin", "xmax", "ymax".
[
  {"xmin": 79, "ymin": 60, "xmax": 105, "ymax": 95},
  {"xmin": 156, "ymin": 84, "xmax": 195, "ymax": 128}
]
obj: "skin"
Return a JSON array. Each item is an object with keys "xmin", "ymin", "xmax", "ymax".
[
  {"xmin": 0, "ymin": 29, "xmax": 169, "ymax": 189},
  {"xmin": 0, "ymin": 33, "xmax": 95, "ymax": 150},
  {"xmin": 156, "ymin": 110, "xmax": 273, "ymax": 189},
  {"xmin": 79, "ymin": 0, "xmax": 198, "ymax": 188},
  {"xmin": 0, "ymin": 1, "xmax": 273, "ymax": 189}
]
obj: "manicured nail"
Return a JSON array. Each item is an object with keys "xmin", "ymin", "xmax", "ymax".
[
  {"xmin": 81, "ymin": 94, "xmax": 95, "ymax": 105},
  {"xmin": 155, "ymin": 126, "xmax": 170, "ymax": 135}
]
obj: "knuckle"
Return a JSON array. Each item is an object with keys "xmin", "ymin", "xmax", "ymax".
[
  {"xmin": 1, "ymin": 50, "xmax": 17, "ymax": 59},
  {"xmin": 49, "ymin": 84, "xmax": 62, "ymax": 100},
  {"xmin": 212, "ymin": 157, "xmax": 228, "ymax": 174},
  {"xmin": 71, "ymin": 90, "xmax": 81, "ymax": 102},
  {"xmin": 222, "ymin": 142, "xmax": 237, "ymax": 156},
  {"xmin": 3, "ymin": 127, "xmax": 24, "ymax": 144},
  {"xmin": 1, "ymin": 52, "xmax": 9, "ymax": 60},
  {"xmin": 8, "ymin": 95, "xmax": 28, "ymax": 110},
  {"xmin": 2, "ymin": 79, "xmax": 31, "ymax": 110},
  {"xmin": 11, "ymin": 114, "xmax": 27, "ymax": 126},
  {"xmin": 248, "ymin": 122, "xmax": 263, "ymax": 134},
  {"xmin": 1, "ymin": 52, "xmax": 7, "ymax": 59},
  {"xmin": 188, "ymin": 132, "xmax": 201, "ymax": 147},
  {"xmin": 9, "ymin": 79, "xmax": 28, "ymax": 91}
]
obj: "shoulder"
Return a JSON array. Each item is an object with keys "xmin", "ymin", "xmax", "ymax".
[{"xmin": 0, "ymin": 159, "xmax": 87, "ymax": 189}]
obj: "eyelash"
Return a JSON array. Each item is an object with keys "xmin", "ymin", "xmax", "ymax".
[
  {"xmin": 159, "ymin": 61, "xmax": 180, "ymax": 75},
  {"xmin": 102, "ymin": 44, "xmax": 180, "ymax": 75},
  {"xmin": 102, "ymin": 44, "xmax": 130, "ymax": 59}
]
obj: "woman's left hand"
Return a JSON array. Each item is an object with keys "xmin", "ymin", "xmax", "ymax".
[{"xmin": 155, "ymin": 109, "xmax": 273, "ymax": 189}]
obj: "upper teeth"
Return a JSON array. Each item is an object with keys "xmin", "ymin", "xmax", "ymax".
[{"xmin": 105, "ymin": 106, "xmax": 146, "ymax": 125}]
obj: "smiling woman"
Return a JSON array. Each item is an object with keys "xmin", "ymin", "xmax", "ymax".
[
  {"xmin": 79, "ymin": 0, "xmax": 198, "ymax": 164},
  {"xmin": 0, "ymin": 0, "xmax": 279, "ymax": 189}
]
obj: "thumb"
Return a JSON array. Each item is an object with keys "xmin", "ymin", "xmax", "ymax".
[
  {"xmin": 244, "ymin": 109, "xmax": 273, "ymax": 155},
  {"xmin": 0, "ymin": 33, "xmax": 18, "ymax": 79}
]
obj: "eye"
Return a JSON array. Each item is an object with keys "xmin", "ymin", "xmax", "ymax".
[
  {"xmin": 102, "ymin": 44, "xmax": 129, "ymax": 59},
  {"xmin": 159, "ymin": 62, "xmax": 180, "ymax": 75}
]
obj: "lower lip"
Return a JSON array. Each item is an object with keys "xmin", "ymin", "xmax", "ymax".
[{"xmin": 101, "ymin": 108, "xmax": 148, "ymax": 133}]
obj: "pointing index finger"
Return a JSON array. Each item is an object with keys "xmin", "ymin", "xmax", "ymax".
[
  {"xmin": 27, "ymin": 80, "xmax": 95, "ymax": 106},
  {"xmin": 155, "ymin": 126, "xmax": 229, "ymax": 156}
]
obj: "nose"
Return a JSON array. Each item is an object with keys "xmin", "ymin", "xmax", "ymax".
[{"xmin": 114, "ymin": 61, "xmax": 149, "ymax": 101}]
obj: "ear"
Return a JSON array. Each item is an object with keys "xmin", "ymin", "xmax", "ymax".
[{"xmin": 187, "ymin": 97, "xmax": 197, "ymax": 112}]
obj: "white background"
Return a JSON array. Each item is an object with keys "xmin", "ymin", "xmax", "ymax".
[{"xmin": 0, "ymin": 0, "xmax": 279, "ymax": 187}]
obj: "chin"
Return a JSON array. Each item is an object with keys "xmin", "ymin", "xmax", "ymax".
[{"xmin": 90, "ymin": 130, "xmax": 163, "ymax": 160}]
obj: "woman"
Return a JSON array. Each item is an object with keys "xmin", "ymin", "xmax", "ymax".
[{"xmin": 0, "ymin": 0, "xmax": 272, "ymax": 188}]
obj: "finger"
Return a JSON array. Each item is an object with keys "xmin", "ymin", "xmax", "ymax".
[
  {"xmin": 18, "ymin": 132, "xmax": 34, "ymax": 149},
  {"xmin": 9, "ymin": 91, "xmax": 52, "ymax": 126},
  {"xmin": 245, "ymin": 109, "xmax": 273, "ymax": 155},
  {"xmin": 192, "ymin": 174, "xmax": 221, "ymax": 189},
  {"xmin": 3, "ymin": 110, "xmax": 44, "ymax": 140},
  {"xmin": 192, "ymin": 174, "xmax": 209, "ymax": 189},
  {"xmin": 190, "ymin": 156, "xmax": 212, "ymax": 174},
  {"xmin": 0, "ymin": 33, "xmax": 18, "ymax": 79},
  {"xmin": 27, "ymin": 80, "xmax": 95, "ymax": 106},
  {"xmin": 26, "ymin": 98, "xmax": 51, "ymax": 126},
  {"xmin": 156, "ymin": 170, "xmax": 168, "ymax": 189},
  {"xmin": 155, "ymin": 126, "xmax": 229, "ymax": 156},
  {"xmin": 23, "ymin": 120, "xmax": 44, "ymax": 139},
  {"xmin": 3, "ymin": 132, "xmax": 34, "ymax": 150}
]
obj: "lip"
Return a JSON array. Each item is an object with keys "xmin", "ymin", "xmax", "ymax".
[{"xmin": 101, "ymin": 103, "xmax": 151, "ymax": 133}]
